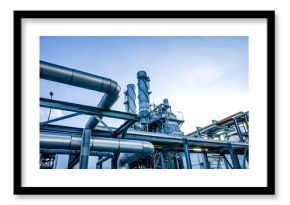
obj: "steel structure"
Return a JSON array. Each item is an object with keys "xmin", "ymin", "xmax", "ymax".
[{"xmin": 39, "ymin": 61, "xmax": 249, "ymax": 169}]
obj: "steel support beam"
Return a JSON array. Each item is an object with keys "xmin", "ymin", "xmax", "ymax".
[
  {"xmin": 93, "ymin": 115, "xmax": 114, "ymax": 134},
  {"xmin": 202, "ymin": 151, "xmax": 210, "ymax": 169},
  {"xmin": 68, "ymin": 154, "xmax": 80, "ymax": 169},
  {"xmin": 217, "ymin": 154, "xmax": 221, "ymax": 169},
  {"xmin": 40, "ymin": 112, "xmax": 81, "ymax": 125},
  {"xmin": 160, "ymin": 143, "xmax": 182, "ymax": 152},
  {"xmin": 183, "ymin": 139, "xmax": 192, "ymax": 169},
  {"xmin": 114, "ymin": 120, "xmax": 137, "ymax": 137},
  {"xmin": 96, "ymin": 156, "xmax": 112, "ymax": 166},
  {"xmin": 79, "ymin": 129, "xmax": 91, "ymax": 169},
  {"xmin": 221, "ymin": 154, "xmax": 232, "ymax": 169},
  {"xmin": 111, "ymin": 131, "xmax": 128, "ymax": 169},
  {"xmin": 40, "ymin": 98, "xmax": 138, "ymax": 121},
  {"xmin": 68, "ymin": 153, "xmax": 76, "ymax": 169},
  {"xmin": 228, "ymin": 144, "xmax": 241, "ymax": 169},
  {"xmin": 233, "ymin": 117, "xmax": 244, "ymax": 143},
  {"xmin": 160, "ymin": 152, "xmax": 166, "ymax": 169},
  {"xmin": 224, "ymin": 158, "xmax": 229, "ymax": 169},
  {"xmin": 243, "ymin": 148, "xmax": 248, "ymax": 169}
]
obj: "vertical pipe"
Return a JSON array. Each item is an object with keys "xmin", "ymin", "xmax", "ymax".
[
  {"xmin": 137, "ymin": 71, "xmax": 150, "ymax": 119},
  {"xmin": 228, "ymin": 144, "xmax": 241, "ymax": 169},
  {"xmin": 183, "ymin": 139, "xmax": 192, "ymax": 169},
  {"xmin": 160, "ymin": 152, "xmax": 166, "ymax": 169},
  {"xmin": 79, "ymin": 129, "xmax": 91, "ymax": 169},
  {"xmin": 202, "ymin": 151, "xmax": 210, "ymax": 169},
  {"xmin": 124, "ymin": 84, "xmax": 136, "ymax": 114}
]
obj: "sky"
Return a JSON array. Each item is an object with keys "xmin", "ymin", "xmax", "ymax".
[{"xmin": 40, "ymin": 36, "xmax": 249, "ymax": 134}]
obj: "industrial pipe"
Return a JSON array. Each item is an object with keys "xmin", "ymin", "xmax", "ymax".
[
  {"xmin": 40, "ymin": 133, "xmax": 154, "ymax": 155},
  {"xmin": 118, "ymin": 154, "xmax": 148, "ymax": 168},
  {"xmin": 124, "ymin": 84, "xmax": 136, "ymax": 114},
  {"xmin": 40, "ymin": 60, "xmax": 121, "ymax": 129},
  {"xmin": 137, "ymin": 71, "xmax": 150, "ymax": 119},
  {"xmin": 40, "ymin": 61, "xmax": 159, "ymax": 169},
  {"xmin": 40, "ymin": 149, "xmax": 114, "ymax": 157},
  {"xmin": 118, "ymin": 142, "xmax": 155, "ymax": 168}
]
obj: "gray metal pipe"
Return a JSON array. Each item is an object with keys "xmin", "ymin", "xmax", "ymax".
[
  {"xmin": 137, "ymin": 71, "xmax": 150, "ymax": 118},
  {"xmin": 40, "ymin": 60, "xmax": 121, "ymax": 129},
  {"xmin": 124, "ymin": 84, "xmax": 136, "ymax": 114},
  {"xmin": 40, "ymin": 149, "xmax": 114, "ymax": 157},
  {"xmin": 40, "ymin": 133, "xmax": 154, "ymax": 155},
  {"xmin": 118, "ymin": 141, "xmax": 155, "ymax": 168},
  {"xmin": 41, "ymin": 124, "xmax": 249, "ymax": 149}
]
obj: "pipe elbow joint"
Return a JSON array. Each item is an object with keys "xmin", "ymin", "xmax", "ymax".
[{"xmin": 141, "ymin": 141, "xmax": 154, "ymax": 155}]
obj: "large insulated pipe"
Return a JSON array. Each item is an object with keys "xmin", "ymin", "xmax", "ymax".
[
  {"xmin": 40, "ymin": 149, "xmax": 114, "ymax": 157},
  {"xmin": 124, "ymin": 84, "xmax": 136, "ymax": 114},
  {"xmin": 40, "ymin": 61, "xmax": 121, "ymax": 129},
  {"xmin": 40, "ymin": 133, "xmax": 154, "ymax": 155},
  {"xmin": 118, "ymin": 150, "xmax": 154, "ymax": 168},
  {"xmin": 137, "ymin": 71, "xmax": 150, "ymax": 118}
]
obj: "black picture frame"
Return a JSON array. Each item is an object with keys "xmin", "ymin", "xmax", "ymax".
[{"xmin": 14, "ymin": 10, "xmax": 275, "ymax": 195}]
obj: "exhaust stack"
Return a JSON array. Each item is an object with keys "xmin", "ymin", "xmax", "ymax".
[
  {"xmin": 137, "ymin": 71, "xmax": 151, "ymax": 119},
  {"xmin": 124, "ymin": 84, "xmax": 136, "ymax": 114}
]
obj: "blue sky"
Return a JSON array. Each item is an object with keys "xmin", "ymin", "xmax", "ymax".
[{"xmin": 40, "ymin": 36, "xmax": 249, "ymax": 134}]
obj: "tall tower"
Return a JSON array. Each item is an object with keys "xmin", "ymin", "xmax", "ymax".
[
  {"xmin": 124, "ymin": 84, "xmax": 136, "ymax": 114},
  {"xmin": 137, "ymin": 71, "xmax": 151, "ymax": 119}
]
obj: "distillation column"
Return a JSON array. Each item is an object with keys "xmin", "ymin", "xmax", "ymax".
[
  {"xmin": 124, "ymin": 84, "xmax": 137, "ymax": 114},
  {"xmin": 137, "ymin": 71, "xmax": 151, "ymax": 121}
]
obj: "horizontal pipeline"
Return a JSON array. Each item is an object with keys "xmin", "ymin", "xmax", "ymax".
[
  {"xmin": 40, "ymin": 148, "xmax": 114, "ymax": 157},
  {"xmin": 40, "ymin": 124, "xmax": 248, "ymax": 149},
  {"xmin": 40, "ymin": 133, "xmax": 154, "ymax": 155}
]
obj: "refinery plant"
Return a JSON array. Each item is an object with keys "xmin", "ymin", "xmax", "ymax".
[{"xmin": 40, "ymin": 61, "xmax": 249, "ymax": 169}]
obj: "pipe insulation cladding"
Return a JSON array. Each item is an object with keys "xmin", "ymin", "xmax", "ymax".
[
  {"xmin": 137, "ymin": 71, "xmax": 151, "ymax": 118},
  {"xmin": 40, "ymin": 133, "xmax": 154, "ymax": 155},
  {"xmin": 124, "ymin": 84, "xmax": 137, "ymax": 114},
  {"xmin": 40, "ymin": 61, "xmax": 121, "ymax": 129},
  {"xmin": 40, "ymin": 148, "xmax": 114, "ymax": 157}
]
